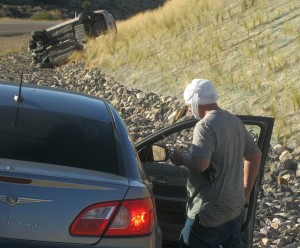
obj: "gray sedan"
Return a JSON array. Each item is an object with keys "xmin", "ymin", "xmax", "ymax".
[{"xmin": 0, "ymin": 80, "xmax": 162, "ymax": 247}]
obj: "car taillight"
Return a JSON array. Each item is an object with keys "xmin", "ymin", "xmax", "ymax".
[
  {"xmin": 70, "ymin": 201, "xmax": 119, "ymax": 236},
  {"xmin": 105, "ymin": 197, "xmax": 154, "ymax": 236},
  {"xmin": 70, "ymin": 197, "xmax": 154, "ymax": 237}
]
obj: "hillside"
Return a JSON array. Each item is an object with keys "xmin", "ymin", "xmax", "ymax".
[
  {"xmin": 0, "ymin": 0, "xmax": 299, "ymax": 146},
  {"xmin": 77, "ymin": 0, "xmax": 300, "ymax": 147}
]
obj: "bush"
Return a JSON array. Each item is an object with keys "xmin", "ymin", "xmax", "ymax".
[
  {"xmin": 31, "ymin": 10, "xmax": 61, "ymax": 20},
  {"xmin": 82, "ymin": 0, "xmax": 91, "ymax": 10}
]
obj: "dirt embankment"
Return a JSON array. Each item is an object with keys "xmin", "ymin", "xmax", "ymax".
[{"xmin": 0, "ymin": 34, "xmax": 31, "ymax": 54}]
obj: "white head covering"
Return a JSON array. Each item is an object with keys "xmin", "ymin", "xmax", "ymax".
[{"xmin": 183, "ymin": 79, "xmax": 219, "ymax": 119}]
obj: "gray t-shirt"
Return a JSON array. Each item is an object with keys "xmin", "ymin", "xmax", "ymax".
[{"xmin": 186, "ymin": 109, "xmax": 260, "ymax": 227}]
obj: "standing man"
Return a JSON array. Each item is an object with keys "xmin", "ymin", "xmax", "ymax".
[{"xmin": 170, "ymin": 79, "xmax": 262, "ymax": 248}]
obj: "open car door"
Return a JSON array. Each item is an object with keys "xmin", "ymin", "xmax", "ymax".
[{"xmin": 136, "ymin": 116, "xmax": 274, "ymax": 247}]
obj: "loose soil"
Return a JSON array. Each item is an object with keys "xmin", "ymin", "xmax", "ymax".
[{"xmin": 0, "ymin": 34, "xmax": 31, "ymax": 54}]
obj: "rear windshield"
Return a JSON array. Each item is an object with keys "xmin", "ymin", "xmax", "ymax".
[{"xmin": 0, "ymin": 106, "xmax": 118, "ymax": 175}]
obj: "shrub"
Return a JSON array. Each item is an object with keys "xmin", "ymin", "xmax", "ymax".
[{"xmin": 31, "ymin": 10, "xmax": 61, "ymax": 21}]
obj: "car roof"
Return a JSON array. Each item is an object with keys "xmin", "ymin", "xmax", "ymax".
[{"xmin": 0, "ymin": 80, "xmax": 112, "ymax": 122}]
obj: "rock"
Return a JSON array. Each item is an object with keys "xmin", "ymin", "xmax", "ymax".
[
  {"xmin": 271, "ymin": 238, "xmax": 284, "ymax": 246},
  {"xmin": 271, "ymin": 222, "xmax": 280, "ymax": 230},
  {"xmin": 269, "ymin": 161, "xmax": 281, "ymax": 174},
  {"xmin": 273, "ymin": 144, "xmax": 285, "ymax": 155},
  {"xmin": 262, "ymin": 238, "xmax": 270, "ymax": 246},
  {"xmin": 291, "ymin": 146, "xmax": 300, "ymax": 158},
  {"xmin": 259, "ymin": 227, "xmax": 268, "ymax": 235},
  {"xmin": 285, "ymin": 201, "xmax": 300, "ymax": 211},
  {"xmin": 279, "ymin": 150, "xmax": 294, "ymax": 170},
  {"xmin": 283, "ymin": 243, "xmax": 299, "ymax": 248},
  {"xmin": 277, "ymin": 175, "xmax": 289, "ymax": 186},
  {"xmin": 291, "ymin": 224, "xmax": 300, "ymax": 234}
]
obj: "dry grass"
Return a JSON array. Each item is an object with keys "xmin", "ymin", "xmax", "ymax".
[
  {"xmin": 0, "ymin": 34, "xmax": 31, "ymax": 55},
  {"xmin": 74, "ymin": 0, "xmax": 299, "ymax": 145}
]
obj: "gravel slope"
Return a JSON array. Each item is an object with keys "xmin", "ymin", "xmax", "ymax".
[{"xmin": 0, "ymin": 51, "xmax": 299, "ymax": 248}]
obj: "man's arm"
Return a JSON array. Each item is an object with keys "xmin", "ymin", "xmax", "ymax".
[
  {"xmin": 244, "ymin": 150, "xmax": 262, "ymax": 201},
  {"xmin": 170, "ymin": 149, "xmax": 210, "ymax": 174}
]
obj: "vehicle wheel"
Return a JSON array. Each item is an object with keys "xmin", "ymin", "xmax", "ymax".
[
  {"xmin": 28, "ymin": 40, "xmax": 37, "ymax": 50},
  {"xmin": 31, "ymin": 31, "xmax": 46, "ymax": 42},
  {"xmin": 78, "ymin": 11, "xmax": 94, "ymax": 22},
  {"xmin": 91, "ymin": 19, "xmax": 109, "ymax": 37}
]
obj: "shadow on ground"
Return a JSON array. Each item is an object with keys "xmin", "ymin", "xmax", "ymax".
[
  {"xmin": 0, "ymin": 0, "xmax": 167, "ymax": 20},
  {"xmin": 89, "ymin": 0, "xmax": 166, "ymax": 20}
]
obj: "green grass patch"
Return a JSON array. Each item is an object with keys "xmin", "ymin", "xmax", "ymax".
[{"xmin": 31, "ymin": 10, "xmax": 62, "ymax": 21}]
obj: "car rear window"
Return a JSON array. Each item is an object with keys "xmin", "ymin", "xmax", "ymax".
[{"xmin": 0, "ymin": 106, "xmax": 118, "ymax": 175}]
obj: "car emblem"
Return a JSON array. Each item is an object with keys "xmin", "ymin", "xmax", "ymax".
[
  {"xmin": 6, "ymin": 195, "xmax": 18, "ymax": 205},
  {"xmin": 0, "ymin": 195, "xmax": 53, "ymax": 206}
]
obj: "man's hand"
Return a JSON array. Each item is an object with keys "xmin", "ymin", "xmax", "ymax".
[
  {"xmin": 244, "ymin": 188, "xmax": 250, "ymax": 203},
  {"xmin": 169, "ymin": 149, "xmax": 183, "ymax": 166},
  {"xmin": 170, "ymin": 149, "xmax": 211, "ymax": 175}
]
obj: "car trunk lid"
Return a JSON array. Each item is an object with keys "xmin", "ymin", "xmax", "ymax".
[{"xmin": 0, "ymin": 159, "xmax": 129, "ymax": 245}]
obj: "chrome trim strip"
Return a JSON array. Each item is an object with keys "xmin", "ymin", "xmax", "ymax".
[{"xmin": 0, "ymin": 195, "xmax": 53, "ymax": 205}]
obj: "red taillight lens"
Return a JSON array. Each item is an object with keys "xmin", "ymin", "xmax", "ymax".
[
  {"xmin": 70, "ymin": 198, "xmax": 154, "ymax": 237},
  {"xmin": 70, "ymin": 201, "xmax": 119, "ymax": 236},
  {"xmin": 105, "ymin": 197, "xmax": 154, "ymax": 236}
]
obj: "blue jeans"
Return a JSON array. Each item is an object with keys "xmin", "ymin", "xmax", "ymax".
[{"xmin": 179, "ymin": 214, "xmax": 242, "ymax": 248}]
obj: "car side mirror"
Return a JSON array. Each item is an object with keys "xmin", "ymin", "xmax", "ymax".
[
  {"xmin": 138, "ymin": 144, "xmax": 169, "ymax": 162},
  {"xmin": 151, "ymin": 144, "xmax": 168, "ymax": 162}
]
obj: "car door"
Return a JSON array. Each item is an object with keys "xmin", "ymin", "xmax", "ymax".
[{"xmin": 136, "ymin": 116, "xmax": 274, "ymax": 248}]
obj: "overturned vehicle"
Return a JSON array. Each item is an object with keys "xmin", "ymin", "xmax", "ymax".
[{"xmin": 28, "ymin": 10, "xmax": 117, "ymax": 68}]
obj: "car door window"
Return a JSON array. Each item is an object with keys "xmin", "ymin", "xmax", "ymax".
[
  {"xmin": 143, "ymin": 127, "xmax": 194, "ymax": 190},
  {"xmin": 144, "ymin": 123, "xmax": 262, "ymax": 183}
]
